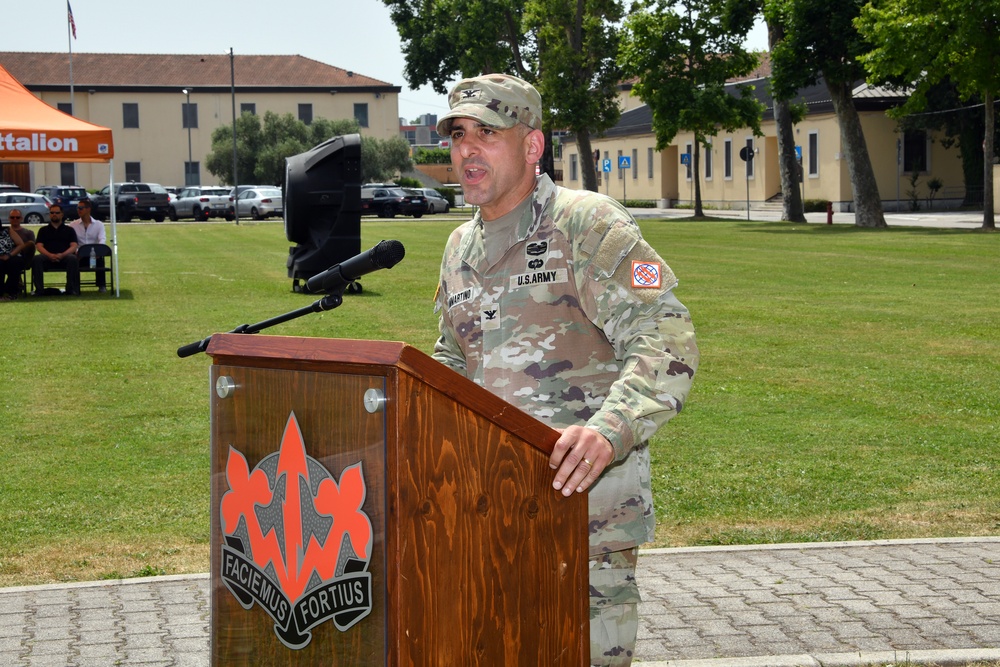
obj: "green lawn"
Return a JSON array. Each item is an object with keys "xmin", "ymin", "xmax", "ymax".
[{"xmin": 1, "ymin": 218, "xmax": 997, "ymax": 585}]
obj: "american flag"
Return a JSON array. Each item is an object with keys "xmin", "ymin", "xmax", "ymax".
[{"xmin": 67, "ymin": 1, "xmax": 77, "ymax": 39}]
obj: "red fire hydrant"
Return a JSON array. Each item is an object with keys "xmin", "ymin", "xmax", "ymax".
[{"xmin": 826, "ymin": 201, "xmax": 833, "ymax": 225}]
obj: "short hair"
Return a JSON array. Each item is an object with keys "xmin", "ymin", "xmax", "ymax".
[{"xmin": 49, "ymin": 203, "xmax": 63, "ymax": 213}]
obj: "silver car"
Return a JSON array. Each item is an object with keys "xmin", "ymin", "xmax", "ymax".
[
  {"xmin": 418, "ymin": 188, "xmax": 450, "ymax": 213},
  {"xmin": 0, "ymin": 192, "xmax": 52, "ymax": 225},
  {"xmin": 235, "ymin": 187, "xmax": 283, "ymax": 219}
]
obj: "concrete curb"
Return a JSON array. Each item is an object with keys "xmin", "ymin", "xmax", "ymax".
[{"xmin": 637, "ymin": 648, "xmax": 1000, "ymax": 666}]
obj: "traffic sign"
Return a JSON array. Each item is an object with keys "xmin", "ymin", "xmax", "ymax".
[
  {"xmin": 739, "ymin": 146, "xmax": 754, "ymax": 162},
  {"xmin": 602, "ymin": 159, "xmax": 612, "ymax": 173},
  {"xmin": 680, "ymin": 153, "xmax": 691, "ymax": 166},
  {"xmin": 794, "ymin": 145, "xmax": 802, "ymax": 160},
  {"xmin": 619, "ymin": 156, "xmax": 631, "ymax": 169}
]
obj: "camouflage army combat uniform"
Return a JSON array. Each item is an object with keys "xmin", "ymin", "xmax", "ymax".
[{"xmin": 433, "ymin": 173, "xmax": 698, "ymax": 665}]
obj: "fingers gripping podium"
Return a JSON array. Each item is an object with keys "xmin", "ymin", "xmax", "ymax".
[{"xmin": 206, "ymin": 334, "xmax": 589, "ymax": 666}]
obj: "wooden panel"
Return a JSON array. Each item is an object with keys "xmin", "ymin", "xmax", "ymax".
[
  {"xmin": 210, "ymin": 365, "xmax": 388, "ymax": 667},
  {"xmin": 389, "ymin": 373, "xmax": 589, "ymax": 666}
]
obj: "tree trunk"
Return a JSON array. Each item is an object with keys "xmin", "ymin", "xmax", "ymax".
[
  {"xmin": 693, "ymin": 138, "xmax": 704, "ymax": 218},
  {"xmin": 982, "ymin": 89, "xmax": 996, "ymax": 230},
  {"xmin": 577, "ymin": 129, "xmax": 599, "ymax": 192},
  {"xmin": 826, "ymin": 79, "xmax": 887, "ymax": 228},
  {"xmin": 774, "ymin": 99, "xmax": 806, "ymax": 223},
  {"xmin": 768, "ymin": 18, "xmax": 806, "ymax": 223}
]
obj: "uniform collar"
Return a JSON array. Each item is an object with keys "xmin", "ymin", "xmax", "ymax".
[{"xmin": 457, "ymin": 174, "xmax": 557, "ymax": 271}]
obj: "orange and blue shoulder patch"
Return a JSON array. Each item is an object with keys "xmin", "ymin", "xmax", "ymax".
[{"xmin": 631, "ymin": 260, "xmax": 662, "ymax": 288}]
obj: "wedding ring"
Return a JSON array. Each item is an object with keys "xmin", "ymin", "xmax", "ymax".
[{"xmin": 583, "ymin": 458, "xmax": 592, "ymax": 466}]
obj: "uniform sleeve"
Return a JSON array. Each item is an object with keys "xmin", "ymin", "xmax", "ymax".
[
  {"xmin": 579, "ymin": 218, "xmax": 699, "ymax": 460},
  {"xmin": 432, "ymin": 291, "xmax": 469, "ymax": 376}
]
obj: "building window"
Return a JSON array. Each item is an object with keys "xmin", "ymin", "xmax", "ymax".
[
  {"xmin": 570, "ymin": 153, "xmax": 579, "ymax": 182},
  {"xmin": 704, "ymin": 140, "xmax": 713, "ymax": 181},
  {"xmin": 685, "ymin": 143, "xmax": 692, "ymax": 181},
  {"xmin": 299, "ymin": 103, "xmax": 313, "ymax": 125},
  {"xmin": 617, "ymin": 150, "xmax": 624, "ymax": 180},
  {"xmin": 182, "ymin": 102, "xmax": 198, "ymax": 129},
  {"xmin": 124, "ymin": 162, "xmax": 141, "ymax": 182},
  {"xmin": 808, "ymin": 131, "xmax": 819, "ymax": 177},
  {"xmin": 60, "ymin": 162, "xmax": 76, "ymax": 185},
  {"xmin": 632, "ymin": 148, "xmax": 638, "ymax": 181},
  {"xmin": 185, "ymin": 162, "xmax": 200, "ymax": 186},
  {"xmin": 122, "ymin": 103, "xmax": 139, "ymax": 129},
  {"xmin": 903, "ymin": 129, "xmax": 928, "ymax": 173},
  {"xmin": 240, "ymin": 103, "xmax": 256, "ymax": 116},
  {"xmin": 724, "ymin": 139, "xmax": 733, "ymax": 180},
  {"xmin": 354, "ymin": 103, "xmax": 369, "ymax": 128},
  {"xmin": 745, "ymin": 138, "xmax": 755, "ymax": 179},
  {"xmin": 58, "ymin": 102, "xmax": 73, "ymax": 116},
  {"xmin": 647, "ymin": 147, "xmax": 654, "ymax": 179}
]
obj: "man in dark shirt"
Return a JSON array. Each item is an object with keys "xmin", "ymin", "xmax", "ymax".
[{"xmin": 32, "ymin": 204, "xmax": 80, "ymax": 296}]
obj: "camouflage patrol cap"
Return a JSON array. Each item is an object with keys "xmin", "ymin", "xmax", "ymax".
[{"xmin": 436, "ymin": 74, "xmax": 543, "ymax": 136}]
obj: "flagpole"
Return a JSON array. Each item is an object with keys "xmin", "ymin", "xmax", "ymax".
[{"xmin": 67, "ymin": 1, "xmax": 74, "ymax": 114}]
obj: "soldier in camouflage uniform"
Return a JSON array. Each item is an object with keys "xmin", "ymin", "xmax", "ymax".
[{"xmin": 432, "ymin": 74, "xmax": 698, "ymax": 666}]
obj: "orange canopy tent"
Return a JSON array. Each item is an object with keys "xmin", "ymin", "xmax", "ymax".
[{"xmin": 0, "ymin": 62, "xmax": 120, "ymax": 295}]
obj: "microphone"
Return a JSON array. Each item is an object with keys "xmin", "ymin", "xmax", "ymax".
[{"xmin": 305, "ymin": 239, "xmax": 406, "ymax": 293}]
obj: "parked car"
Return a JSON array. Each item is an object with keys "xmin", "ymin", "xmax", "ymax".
[
  {"xmin": 170, "ymin": 186, "xmax": 234, "ymax": 221},
  {"xmin": 417, "ymin": 188, "xmax": 450, "ymax": 214},
  {"xmin": 233, "ymin": 187, "xmax": 283, "ymax": 219},
  {"xmin": 0, "ymin": 192, "xmax": 52, "ymax": 225},
  {"xmin": 360, "ymin": 186, "xmax": 427, "ymax": 218},
  {"xmin": 92, "ymin": 182, "xmax": 170, "ymax": 222},
  {"xmin": 33, "ymin": 185, "xmax": 89, "ymax": 218},
  {"xmin": 0, "ymin": 183, "xmax": 22, "ymax": 194}
]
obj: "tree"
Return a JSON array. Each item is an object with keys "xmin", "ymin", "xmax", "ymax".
[
  {"xmin": 206, "ymin": 112, "xmax": 412, "ymax": 186},
  {"xmin": 856, "ymin": 0, "xmax": 999, "ymax": 230},
  {"xmin": 767, "ymin": 0, "xmax": 887, "ymax": 228},
  {"xmin": 619, "ymin": 0, "xmax": 764, "ymax": 217},
  {"xmin": 721, "ymin": 0, "xmax": 806, "ymax": 222},
  {"xmin": 383, "ymin": 0, "xmax": 625, "ymax": 192}
]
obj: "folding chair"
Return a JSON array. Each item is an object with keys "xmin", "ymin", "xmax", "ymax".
[{"xmin": 77, "ymin": 243, "xmax": 114, "ymax": 293}]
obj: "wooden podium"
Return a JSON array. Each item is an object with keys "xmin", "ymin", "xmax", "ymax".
[{"xmin": 206, "ymin": 334, "xmax": 589, "ymax": 666}]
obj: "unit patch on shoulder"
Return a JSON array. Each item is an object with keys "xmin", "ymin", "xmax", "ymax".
[{"xmin": 631, "ymin": 261, "xmax": 662, "ymax": 289}]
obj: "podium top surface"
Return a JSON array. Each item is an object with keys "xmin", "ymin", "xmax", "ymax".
[{"xmin": 206, "ymin": 333, "xmax": 560, "ymax": 454}]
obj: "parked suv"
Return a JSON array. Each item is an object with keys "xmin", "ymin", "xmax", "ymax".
[
  {"xmin": 92, "ymin": 182, "xmax": 170, "ymax": 222},
  {"xmin": 171, "ymin": 186, "xmax": 234, "ymax": 221},
  {"xmin": 360, "ymin": 186, "xmax": 427, "ymax": 218},
  {"xmin": 34, "ymin": 185, "xmax": 89, "ymax": 218}
]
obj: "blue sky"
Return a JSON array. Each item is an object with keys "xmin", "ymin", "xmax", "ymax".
[{"xmin": 5, "ymin": 0, "xmax": 767, "ymax": 122}]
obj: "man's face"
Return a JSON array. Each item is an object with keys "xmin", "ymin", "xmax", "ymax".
[
  {"xmin": 77, "ymin": 202, "xmax": 91, "ymax": 218},
  {"xmin": 49, "ymin": 208, "xmax": 64, "ymax": 226},
  {"xmin": 449, "ymin": 118, "xmax": 536, "ymax": 219},
  {"xmin": 7, "ymin": 210, "xmax": 22, "ymax": 227}
]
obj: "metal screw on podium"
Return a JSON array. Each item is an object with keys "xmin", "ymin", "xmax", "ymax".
[
  {"xmin": 216, "ymin": 376, "xmax": 237, "ymax": 399},
  {"xmin": 363, "ymin": 388, "xmax": 385, "ymax": 414}
]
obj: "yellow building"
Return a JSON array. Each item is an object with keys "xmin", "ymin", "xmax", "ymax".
[
  {"xmin": 561, "ymin": 78, "xmax": 966, "ymax": 213},
  {"xmin": 0, "ymin": 52, "xmax": 401, "ymax": 191}
]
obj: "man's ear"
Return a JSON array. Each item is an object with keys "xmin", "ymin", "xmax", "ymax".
[{"xmin": 525, "ymin": 128, "xmax": 545, "ymax": 164}]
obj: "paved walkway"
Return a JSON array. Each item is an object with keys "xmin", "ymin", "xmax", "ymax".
[{"xmin": 1, "ymin": 537, "xmax": 998, "ymax": 666}]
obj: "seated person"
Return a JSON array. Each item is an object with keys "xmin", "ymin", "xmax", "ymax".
[
  {"xmin": 0, "ymin": 211, "xmax": 27, "ymax": 301},
  {"xmin": 69, "ymin": 198, "xmax": 107, "ymax": 292},
  {"xmin": 32, "ymin": 204, "xmax": 80, "ymax": 296},
  {"xmin": 7, "ymin": 208, "xmax": 35, "ymax": 260}
]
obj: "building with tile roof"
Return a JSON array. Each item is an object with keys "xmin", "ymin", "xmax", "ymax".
[
  {"xmin": 561, "ymin": 75, "xmax": 967, "ymax": 213},
  {"xmin": 0, "ymin": 52, "xmax": 401, "ymax": 191}
]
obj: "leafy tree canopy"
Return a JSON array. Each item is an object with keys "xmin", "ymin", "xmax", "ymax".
[{"xmin": 206, "ymin": 112, "xmax": 412, "ymax": 186}]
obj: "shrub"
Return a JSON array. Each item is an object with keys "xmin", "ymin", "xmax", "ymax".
[{"xmin": 803, "ymin": 199, "xmax": 830, "ymax": 213}]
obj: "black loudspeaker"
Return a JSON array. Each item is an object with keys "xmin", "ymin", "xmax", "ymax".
[{"xmin": 284, "ymin": 133, "xmax": 362, "ymax": 293}]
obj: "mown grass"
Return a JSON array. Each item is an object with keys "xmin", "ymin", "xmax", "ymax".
[{"xmin": 1, "ymin": 218, "xmax": 997, "ymax": 585}]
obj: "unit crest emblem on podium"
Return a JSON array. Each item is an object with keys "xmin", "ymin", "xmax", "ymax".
[{"xmin": 219, "ymin": 412, "xmax": 374, "ymax": 649}]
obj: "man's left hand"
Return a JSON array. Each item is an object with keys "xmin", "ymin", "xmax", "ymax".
[{"xmin": 549, "ymin": 426, "xmax": 614, "ymax": 497}]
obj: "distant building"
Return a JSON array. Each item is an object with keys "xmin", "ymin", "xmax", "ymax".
[
  {"xmin": 401, "ymin": 114, "xmax": 444, "ymax": 148},
  {"xmin": 0, "ymin": 52, "xmax": 401, "ymax": 190}
]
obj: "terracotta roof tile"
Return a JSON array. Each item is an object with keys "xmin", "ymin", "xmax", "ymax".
[{"xmin": 0, "ymin": 52, "xmax": 398, "ymax": 90}]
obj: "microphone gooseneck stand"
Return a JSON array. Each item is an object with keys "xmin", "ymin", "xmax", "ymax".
[{"xmin": 176, "ymin": 291, "xmax": 343, "ymax": 358}]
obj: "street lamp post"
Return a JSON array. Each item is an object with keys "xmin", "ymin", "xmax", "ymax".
[{"xmin": 182, "ymin": 88, "xmax": 193, "ymax": 185}]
